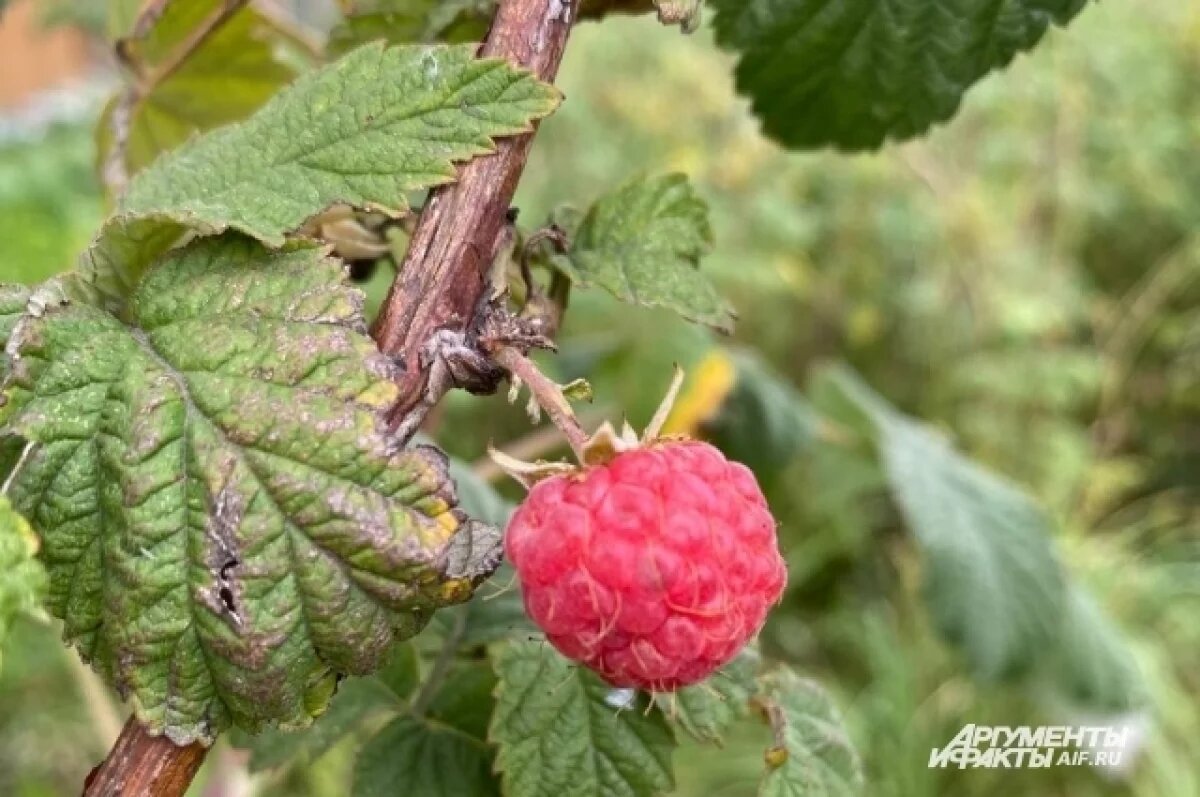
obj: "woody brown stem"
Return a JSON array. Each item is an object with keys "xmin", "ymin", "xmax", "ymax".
[
  {"xmin": 83, "ymin": 717, "xmax": 208, "ymax": 797},
  {"xmin": 371, "ymin": 0, "xmax": 578, "ymax": 426}
]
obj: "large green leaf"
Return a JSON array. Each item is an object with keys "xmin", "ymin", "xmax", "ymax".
[
  {"xmin": 0, "ymin": 498, "xmax": 48, "ymax": 674},
  {"xmin": 554, "ymin": 174, "xmax": 734, "ymax": 332},
  {"xmin": 757, "ymin": 668, "xmax": 864, "ymax": 796},
  {"xmin": 824, "ymin": 367, "xmax": 1066, "ymax": 679},
  {"xmin": 490, "ymin": 641, "xmax": 676, "ymax": 797},
  {"xmin": 120, "ymin": 42, "xmax": 561, "ymax": 247},
  {"xmin": 1038, "ymin": 584, "xmax": 1145, "ymax": 712},
  {"xmin": 99, "ymin": 0, "xmax": 303, "ymax": 179},
  {"xmin": 0, "ymin": 237, "xmax": 499, "ymax": 744},
  {"xmin": 711, "ymin": 0, "xmax": 1090, "ymax": 150},
  {"xmin": 355, "ymin": 714, "xmax": 498, "ymax": 797}
]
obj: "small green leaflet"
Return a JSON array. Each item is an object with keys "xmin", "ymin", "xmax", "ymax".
[
  {"xmin": 553, "ymin": 174, "xmax": 735, "ymax": 332},
  {"xmin": 821, "ymin": 366, "xmax": 1066, "ymax": 680},
  {"xmin": 656, "ymin": 648, "xmax": 759, "ymax": 745},
  {"xmin": 0, "ymin": 237, "xmax": 500, "ymax": 744},
  {"xmin": 120, "ymin": 42, "xmax": 561, "ymax": 246},
  {"xmin": 98, "ymin": 0, "xmax": 304, "ymax": 179},
  {"xmin": 0, "ymin": 498, "xmax": 48, "ymax": 674},
  {"xmin": 756, "ymin": 668, "xmax": 864, "ymax": 796},
  {"xmin": 711, "ymin": 0, "xmax": 1090, "ymax": 150},
  {"xmin": 490, "ymin": 641, "xmax": 676, "ymax": 797}
]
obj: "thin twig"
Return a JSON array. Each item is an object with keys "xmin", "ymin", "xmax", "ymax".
[
  {"xmin": 104, "ymin": 0, "xmax": 251, "ymax": 195},
  {"xmin": 410, "ymin": 608, "xmax": 469, "ymax": 718}
]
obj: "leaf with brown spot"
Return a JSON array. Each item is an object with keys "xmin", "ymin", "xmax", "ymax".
[{"xmin": 0, "ymin": 236, "xmax": 499, "ymax": 744}]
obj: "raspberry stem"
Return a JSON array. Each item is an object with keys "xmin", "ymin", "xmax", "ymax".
[{"xmin": 491, "ymin": 346, "xmax": 590, "ymax": 457}]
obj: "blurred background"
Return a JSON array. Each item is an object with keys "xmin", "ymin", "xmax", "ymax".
[{"xmin": 0, "ymin": 0, "xmax": 1196, "ymax": 795}]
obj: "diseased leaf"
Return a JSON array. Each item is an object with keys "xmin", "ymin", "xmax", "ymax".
[
  {"xmin": 711, "ymin": 0, "xmax": 1090, "ymax": 150},
  {"xmin": 756, "ymin": 668, "xmax": 864, "ymax": 796},
  {"xmin": 120, "ymin": 42, "xmax": 561, "ymax": 246},
  {"xmin": 355, "ymin": 714, "xmax": 497, "ymax": 797},
  {"xmin": 554, "ymin": 174, "xmax": 734, "ymax": 332},
  {"xmin": 239, "ymin": 676, "xmax": 401, "ymax": 773},
  {"xmin": 0, "ymin": 498, "xmax": 48, "ymax": 674},
  {"xmin": 657, "ymin": 648, "xmax": 759, "ymax": 745},
  {"xmin": 0, "ymin": 237, "xmax": 500, "ymax": 744},
  {"xmin": 823, "ymin": 366, "xmax": 1066, "ymax": 680},
  {"xmin": 98, "ymin": 0, "xmax": 304, "ymax": 178},
  {"xmin": 328, "ymin": 0, "xmax": 491, "ymax": 54},
  {"xmin": 490, "ymin": 641, "xmax": 676, "ymax": 797}
]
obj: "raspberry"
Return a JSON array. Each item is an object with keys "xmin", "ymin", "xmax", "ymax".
[{"xmin": 505, "ymin": 439, "xmax": 786, "ymax": 691}]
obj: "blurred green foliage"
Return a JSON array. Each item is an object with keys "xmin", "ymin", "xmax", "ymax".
[{"xmin": 0, "ymin": 0, "xmax": 1197, "ymax": 794}]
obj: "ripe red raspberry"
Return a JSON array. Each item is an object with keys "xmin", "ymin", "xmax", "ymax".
[{"xmin": 505, "ymin": 440, "xmax": 786, "ymax": 691}]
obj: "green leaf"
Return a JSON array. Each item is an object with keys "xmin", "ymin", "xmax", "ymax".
[
  {"xmin": 328, "ymin": 0, "xmax": 491, "ymax": 55},
  {"xmin": 554, "ymin": 174, "xmax": 734, "ymax": 332},
  {"xmin": 0, "ymin": 498, "xmax": 48, "ymax": 674},
  {"xmin": 657, "ymin": 648, "xmax": 759, "ymax": 745},
  {"xmin": 240, "ymin": 676, "xmax": 402, "ymax": 773},
  {"xmin": 756, "ymin": 668, "xmax": 864, "ymax": 796},
  {"xmin": 490, "ymin": 641, "xmax": 676, "ymax": 797},
  {"xmin": 822, "ymin": 366, "xmax": 1066, "ymax": 680},
  {"xmin": 711, "ymin": 0, "xmax": 1090, "ymax": 150},
  {"xmin": 0, "ymin": 237, "xmax": 500, "ymax": 744},
  {"xmin": 355, "ymin": 714, "xmax": 498, "ymax": 797},
  {"xmin": 1038, "ymin": 584, "xmax": 1145, "ymax": 712},
  {"xmin": 426, "ymin": 660, "xmax": 499, "ymax": 741},
  {"xmin": 98, "ymin": 0, "xmax": 304, "ymax": 178},
  {"xmin": 120, "ymin": 42, "xmax": 561, "ymax": 247}
]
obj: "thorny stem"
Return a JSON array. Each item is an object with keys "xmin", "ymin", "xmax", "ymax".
[
  {"xmin": 104, "ymin": 0, "xmax": 250, "ymax": 196},
  {"xmin": 490, "ymin": 346, "xmax": 591, "ymax": 457},
  {"xmin": 371, "ymin": 0, "xmax": 578, "ymax": 425}
]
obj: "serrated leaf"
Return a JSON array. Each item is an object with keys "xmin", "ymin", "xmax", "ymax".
[
  {"xmin": 823, "ymin": 366, "xmax": 1066, "ymax": 680},
  {"xmin": 98, "ymin": 0, "xmax": 303, "ymax": 179},
  {"xmin": 756, "ymin": 668, "xmax": 863, "ymax": 796},
  {"xmin": 120, "ymin": 42, "xmax": 561, "ymax": 247},
  {"xmin": 711, "ymin": 0, "xmax": 1089, "ymax": 150},
  {"xmin": 377, "ymin": 639, "xmax": 422, "ymax": 700},
  {"xmin": 0, "ymin": 498, "xmax": 48, "ymax": 674},
  {"xmin": 239, "ymin": 676, "xmax": 401, "ymax": 773},
  {"xmin": 0, "ymin": 237, "xmax": 499, "ymax": 744},
  {"xmin": 656, "ymin": 648, "xmax": 759, "ymax": 745},
  {"xmin": 490, "ymin": 641, "xmax": 676, "ymax": 797},
  {"xmin": 554, "ymin": 174, "xmax": 734, "ymax": 332},
  {"xmin": 355, "ymin": 714, "xmax": 498, "ymax": 797},
  {"xmin": 328, "ymin": 0, "xmax": 491, "ymax": 55}
]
